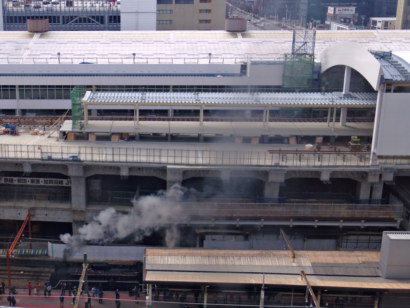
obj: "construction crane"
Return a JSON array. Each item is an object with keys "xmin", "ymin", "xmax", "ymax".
[
  {"xmin": 74, "ymin": 253, "xmax": 89, "ymax": 308},
  {"xmin": 7, "ymin": 210, "xmax": 31, "ymax": 291}
]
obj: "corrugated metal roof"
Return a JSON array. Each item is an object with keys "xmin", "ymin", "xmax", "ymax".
[
  {"xmin": 83, "ymin": 91, "xmax": 377, "ymax": 107},
  {"xmin": 387, "ymin": 233, "xmax": 410, "ymax": 240}
]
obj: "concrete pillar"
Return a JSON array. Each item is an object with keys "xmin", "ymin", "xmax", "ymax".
[
  {"xmin": 297, "ymin": 136, "xmax": 302, "ymax": 144},
  {"xmin": 167, "ymin": 168, "xmax": 183, "ymax": 191},
  {"xmin": 371, "ymin": 183, "xmax": 384, "ymax": 202},
  {"xmin": 135, "ymin": 133, "xmax": 140, "ymax": 141},
  {"xmin": 69, "ymin": 164, "xmax": 86, "ymax": 233},
  {"xmin": 15, "ymin": 109, "xmax": 22, "ymax": 116},
  {"xmin": 264, "ymin": 182, "xmax": 280, "ymax": 199},
  {"xmin": 59, "ymin": 131, "xmax": 64, "ymax": 139},
  {"xmin": 343, "ymin": 66, "xmax": 351, "ymax": 95},
  {"xmin": 84, "ymin": 105, "xmax": 88, "ymax": 128},
  {"xmin": 91, "ymin": 109, "xmax": 97, "ymax": 117},
  {"xmin": 84, "ymin": 132, "xmax": 88, "ymax": 140},
  {"xmin": 340, "ymin": 107, "xmax": 347, "ymax": 127},
  {"xmin": 22, "ymin": 162, "xmax": 32, "ymax": 175},
  {"xmin": 262, "ymin": 135, "xmax": 269, "ymax": 144},
  {"xmin": 356, "ymin": 181, "xmax": 371, "ymax": 201},
  {"xmin": 199, "ymin": 134, "xmax": 204, "ymax": 142},
  {"xmin": 167, "ymin": 134, "xmax": 171, "ymax": 142},
  {"xmin": 120, "ymin": 166, "xmax": 129, "ymax": 179}
]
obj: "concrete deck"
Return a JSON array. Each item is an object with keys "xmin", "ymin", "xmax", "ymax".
[{"xmin": 61, "ymin": 120, "xmax": 374, "ymax": 137}]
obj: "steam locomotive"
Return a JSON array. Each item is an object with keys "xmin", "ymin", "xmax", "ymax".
[{"xmin": 49, "ymin": 262, "xmax": 143, "ymax": 291}]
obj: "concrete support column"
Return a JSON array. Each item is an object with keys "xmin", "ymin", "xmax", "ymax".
[
  {"xmin": 371, "ymin": 183, "xmax": 384, "ymax": 202},
  {"xmin": 120, "ymin": 166, "xmax": 129, "ymax": 179},
  {"xmin": 326, "ymin": 107, "xmax": 331, "ymax": 127},
  {"xmin": 356, "ymin": 181, "xmax": 371, "ymax": 201},
  {"xmin": 343, "ymin": 66, "xmax": 351, "ymax": 95},
  {"xmin": 340, "ymin": 107, "xmax": 347, "ymax": 127},
  {"xmin": 264, "ymin": 182, "xmax": 280, "ymax": 199},
  {"xmin": 91, "ymin": 109, "xmax": 97, "ymax": 117},
  {"xmin": 69, "ymin": 164, "xmax": 86, "ymax": 234},
  {"xmin": 199, "ymin": 105, "xmax": 204, "ymax": 130},
  {"xmin": 199, "ymin": 134, "xmax": 204, "ymax": 142},
  {"xmin": 332, "ymin": 107, "xmax": 337, "ymax": 132},
  {"xmin": 15, "ymin": 85, "xmax": 21, "ymax": 116},
  {"xmin": 167, "ymin": 168, "xmax": 183, "ymax": 191}
]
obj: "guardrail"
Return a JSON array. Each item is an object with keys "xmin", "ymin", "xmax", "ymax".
[
  {"xmin": 182, "ymin": 202, "xmax": 403, "ymax": 219},
  {"xmin": 2, "ymin": 56, "xmax": 284, "ymax": 65},
  {"xmin": 0, "ymin": 144, "xmax": 376, "ymax": 167}
]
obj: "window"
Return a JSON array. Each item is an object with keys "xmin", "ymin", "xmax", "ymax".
[
  {"xmin": 199, "ymin": 9, "xmax": 211, "ymax": 13},
  {"xmin": 157, "ymin": 10, "xmax": 173, "ymax": 14},
  {"xmin": 157, "ymin": 20, "xmax": 173, "ymax": 24},
  {"xmin": 175, "ymin": 0, "xmax": 193, "ymax": 3},
  {"xmin": 199, "ymin": 19, "xmax": 211, "ymax": 23},
  {"xmin": 199, "ymin": 0, "xmax": 211, "ymax": 2},
  {"xmin": 157, "ymin": 0, "xmax": 172, "ymax": 3}
]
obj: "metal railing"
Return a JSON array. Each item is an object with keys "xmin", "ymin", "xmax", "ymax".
[
  {"xmin": 0, "ymin": 144, "xmax": 376, "ymax": 167},
  {"xmin": 2, "ymin": 56, "xmax": 284, "ymax": 65},
  {"xmin": 182, "ymin": 202, "xmax": 403, "ymax": 219}
]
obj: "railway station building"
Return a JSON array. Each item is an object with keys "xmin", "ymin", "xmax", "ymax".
[{"xmin": 1, "ymin": 29, "xmax": 410, "ymax": 251}]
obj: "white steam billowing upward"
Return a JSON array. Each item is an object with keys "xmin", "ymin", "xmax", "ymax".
[{"xmin": 60, "ymin": 184, "xmax": 186, "ymax": 258}]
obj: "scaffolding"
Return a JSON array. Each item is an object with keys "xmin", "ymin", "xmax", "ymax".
[
  {"xmin": 71, "ymin": 86, "xmax": 85, "ymax": 131},
  {"xmin": 282, "ymin": 30, "xmax": 316, "ymax": 92}
]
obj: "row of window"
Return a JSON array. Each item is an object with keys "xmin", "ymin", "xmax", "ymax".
[
  {"xmin": 5, "ymin": 15, "xmax": 120, "ymax": 24},
  {"xmin": 157, "ymin": 20, "xmax": 172, "ymax": 24},
  {"xmin": 157, "ymin": 10, "xmax": 173, "ymax": 14},
  {"xmin": 157, "ymin": 0, "xmax": 212, "ymax": 3},
  {"xmin": 0, "ymin": 85, "xmax": 282, "ymax": 99}
]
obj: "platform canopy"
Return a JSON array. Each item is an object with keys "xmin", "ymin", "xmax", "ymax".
[{"xmin": 82, "ymin": 91, "xmax": 377, "ymax": 108}]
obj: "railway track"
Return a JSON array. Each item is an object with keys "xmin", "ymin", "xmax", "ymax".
[{"xmin": 0, "ymin": 115, "xmax": 374, "ymax": 126}]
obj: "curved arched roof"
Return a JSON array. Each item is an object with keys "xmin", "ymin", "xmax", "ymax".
[{"xmin": 320, "ymin": 42, "xmax": 383, "ymax": 91}]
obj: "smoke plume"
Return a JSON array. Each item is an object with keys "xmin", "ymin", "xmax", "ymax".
[{"xmin": 60, "ymin": 184, "xmax": 186, "ymax": 259}]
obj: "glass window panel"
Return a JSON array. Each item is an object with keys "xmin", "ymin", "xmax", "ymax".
[
  {"xmin": 1, "ymin": 86, "xmax": 9, "ymax": 99},
  {"xmin": 9, "ymin": 86, "xmax": 16, "ymax": 99},
  {"xmin": 24, "ymin": 87, "xmax": 32, "ymax": 99},
  {"xmin": 40, "ymin": 86, "xmax": 48, "ymax": 99},
  {"xmin": 56, "ymin": 86, "xmax": 63, "ymax": 99},
  {"xmin": 63, "ymin": 87, "xmax": 71, "ymax": 99},
  {"xmin": 48, "ymin": 86, "xmax": 56, "ymax": 99}
]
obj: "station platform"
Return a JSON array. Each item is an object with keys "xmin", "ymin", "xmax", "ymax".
[{"xmin": 60, "ymin": 120, "xmax": 374, "ymax": 137}]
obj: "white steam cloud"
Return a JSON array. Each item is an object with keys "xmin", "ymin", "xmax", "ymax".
[{"xmin": 60, "ymin": 184, "xmax": 186, "ymax": 258}]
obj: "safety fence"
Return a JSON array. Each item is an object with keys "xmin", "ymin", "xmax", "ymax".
[
  {"xmin": 0, "ymin": 144, "xmax": 378, "ymax": 167},
  {"xmin": 181, "ymin": 202, "xmax": 403, "ymax": 219}
]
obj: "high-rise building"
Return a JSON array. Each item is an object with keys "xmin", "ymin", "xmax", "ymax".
[
  {"xmin": 262, "ymin": 0, "xmax": 398, "ymax": 26},
  {"xmin": 156, "ymin": 0, "xmax": 226, "ymax": 31},
  {"xmin": 396, "ymin": 0, "xmax": 410, "ymax": 29}
]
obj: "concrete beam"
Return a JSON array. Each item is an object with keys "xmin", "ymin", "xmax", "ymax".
[
  {"xmin": 167, "ymin": 167, "xmax": 183, "ymax": 190},
  {"xmin": 382, "ymin": 168, "xmax": 395, "ymax": 182},
  {"xmin": 68, "ymin": 164, "xmax": 84, "ymax": 177},
  {"xmin": 22, "ymin": 162, "xmax": 32, "ymax": 175},
  {"xmin": 267, "ymin": 169, "xmax": 286, "ymax": 183},
  {"xmin": 220, "ymin": 170, "xmax": 231, "ymax": 183},
  {"xmin": 120, "ymin": 166, "xmax": 129, "ymax": 179},
  {"xmin": 320, "ymin": 170, "xmax": 332, "ymax": 182},
  {"xmin": 367, "ymin": 170, "xmax": 381, "ymax": 184}
]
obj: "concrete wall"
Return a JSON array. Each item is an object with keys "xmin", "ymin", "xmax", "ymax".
[
  {"xmin": 377, "ymin": 93, "xmax": 410, "ymax": 155},
  {"xmin": 380, "ymin": 231, "xmax": 410, "ymax": 279},
  {"xmin": 157, "ymin": 0, "xmax": 226, "ymax": 30},
  {"xmin": 121, "ymin": 0, "xmax": 156, "ymax": 30}
]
